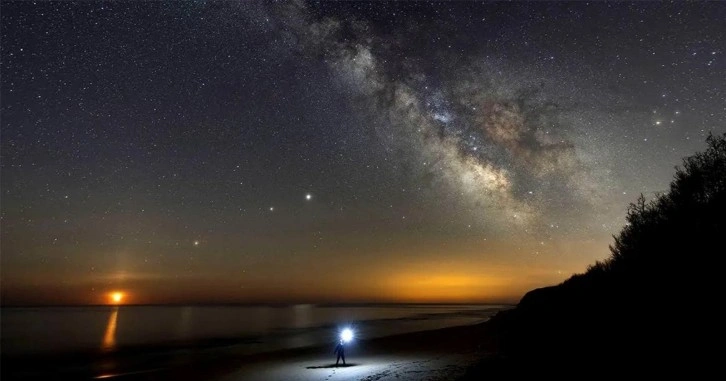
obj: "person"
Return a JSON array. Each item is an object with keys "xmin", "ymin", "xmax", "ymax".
[{"xmin": 334, "ymin": 339, "xmax": 346, "ymax": 366}]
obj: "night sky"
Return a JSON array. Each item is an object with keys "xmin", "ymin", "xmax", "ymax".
[{"xmin": 2, "ymin": 1, "xmax": 724, "ymax": 305}]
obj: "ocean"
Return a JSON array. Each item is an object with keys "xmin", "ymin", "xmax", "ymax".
[
  {"xmin": 1, "ymin": 304, "xmax": 509, "ymax": 379},
  {"xmin": 1, "ymin": 304, "xmax": 507, "ymax": 356}
]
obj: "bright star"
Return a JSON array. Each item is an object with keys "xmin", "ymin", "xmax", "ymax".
[{"xmin": 306, "ymin": 194, "xmax": 312, "ymax": 201}]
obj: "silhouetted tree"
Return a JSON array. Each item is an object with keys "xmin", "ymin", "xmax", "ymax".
[
  {"xmin": 596, "ymin": 133, "xmax": 725, "ymax": 290},
  {"xmin": 481, "ymin": 133, "xmax": 726, "ymax": 376}
]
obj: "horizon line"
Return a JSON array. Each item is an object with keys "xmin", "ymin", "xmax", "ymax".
[{"xmin": 0, "ymin": 301, "xmax": 517, "ymax": 308}]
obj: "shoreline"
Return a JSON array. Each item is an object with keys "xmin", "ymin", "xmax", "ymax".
[
  {"xmin": 163, "ymin": 320, "xmax": 502, "ymax": 381},
  {"xmin": 3, "ymin": 319, "xmax": 504, "ymax": 381}
]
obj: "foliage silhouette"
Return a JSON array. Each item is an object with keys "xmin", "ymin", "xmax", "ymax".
[{"xmin": 479, "ymin": 133, "xmax": 726, "ymax": 376}]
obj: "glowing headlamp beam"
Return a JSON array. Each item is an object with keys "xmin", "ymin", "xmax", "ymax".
[{"xmin": 340, "ymin": 328, "xmax": 354, "ymax": 343}]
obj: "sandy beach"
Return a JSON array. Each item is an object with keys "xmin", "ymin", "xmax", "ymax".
[
  {"xmin": 109, "ymin": 322, "xmax": 499, "ymax": 381},
  {"xmin": 217, "ymin": 324, "xmax": 495, "ymax": 381},
  {"xmin": 216, "ymin": 352, "xmax": 478, "ymax": 381}
]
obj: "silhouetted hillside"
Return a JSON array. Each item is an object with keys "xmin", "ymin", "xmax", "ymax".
[{"xmin": 473, "ymin": 133, "xmax": 726, "ymax": 376}]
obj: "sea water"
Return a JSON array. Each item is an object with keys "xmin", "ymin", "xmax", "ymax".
[{"xmin": 1, "ymin": 304, "xmax": 508, "ymax": 356}]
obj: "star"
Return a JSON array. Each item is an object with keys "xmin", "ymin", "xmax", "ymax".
[{"xmin": 2, "ymin": 0, "xmax": 724, "ymax": 308}]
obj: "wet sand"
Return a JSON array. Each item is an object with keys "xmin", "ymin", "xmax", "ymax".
[
  {"xmin": 143, "ymin": 322, "xmax": 498, "ymax": 381},
  {"xmin": 3, "ymin": 321, "xmax": 501, "ymax": 381}
]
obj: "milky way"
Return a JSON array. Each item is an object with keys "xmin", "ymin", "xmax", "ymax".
[
  {"xmin": 2, "ymin": 1, "xmax": 725, "ymax": 304},
  {"xmin": 277, "ymin": 1, "xmax": 633, "ymax": 233}
]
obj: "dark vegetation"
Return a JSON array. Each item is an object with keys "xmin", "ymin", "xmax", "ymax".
[{"xmin": 468, "ymin": 133, "xmax": 726, "ymax": 376}]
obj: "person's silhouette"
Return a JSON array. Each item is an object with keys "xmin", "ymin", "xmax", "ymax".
[{"xmin": 334, "ymin": 340, "xmax": 346, "ymax": 366}]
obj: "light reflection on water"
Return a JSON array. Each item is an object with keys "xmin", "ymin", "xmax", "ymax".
[
  {"xmin": 101, "ymin": 307, "xmax": 118, "ymax": 352},
  {"xmin": 1, "ymin": 304, "xmax": 509, "ymax": 356}
]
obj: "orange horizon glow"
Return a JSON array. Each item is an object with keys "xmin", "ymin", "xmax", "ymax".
[{"xmin": 2, "ymin": 237, "xmax": 606, "ymax": 306}]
